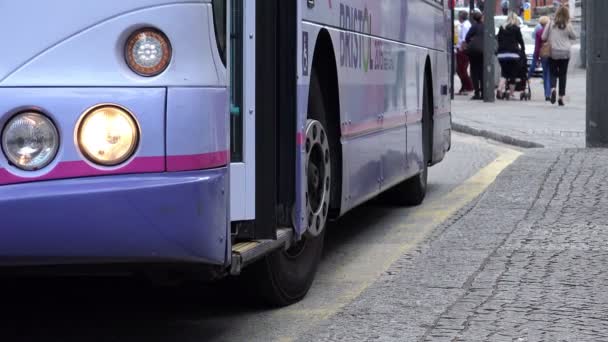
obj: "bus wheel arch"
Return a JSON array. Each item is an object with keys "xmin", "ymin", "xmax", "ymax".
[
  {"xmin": 423, "ymin": 56, "xmax": 434, "ymax": 166},
  {"xmin": 380, "ymin": 57, "xmax": 433, "ymax": 207},
  {"xmin": 308, "ymin": 28, "xmax": 342, "ymax": 219}
]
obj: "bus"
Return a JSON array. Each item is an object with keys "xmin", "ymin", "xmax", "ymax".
[{"xmin": 0, "ymin": 0, "xmax": 451, "ymax": 306}]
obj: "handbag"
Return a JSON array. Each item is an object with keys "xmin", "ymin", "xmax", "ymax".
[
  {"xmin": 539, "ymin": 41, "xmax": 551, "ymax": 58},
  {"xmin": 539, "ymin": 24, "xmax": 552, "ymax": 58},
  {"xmin": 466, "ymin": 36, "xmax": 483, "ymax": 56}
]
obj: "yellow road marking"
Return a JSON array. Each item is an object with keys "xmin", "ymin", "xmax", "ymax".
[
  {"xmin": 334, "ymin": 149, "xmax": 522, "ymax": 301},
  {"xmin": 272, "ymin": 148, "xmax": 522, "ymax": 341}
]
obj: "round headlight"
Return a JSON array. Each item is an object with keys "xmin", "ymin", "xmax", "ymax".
[
  {"xmin": 1, "ymin": 112, "xmax": 59, "ymax": 171},
  {"xmin": 125, "ymin": 28, "xmax": 172, "ymax": 77},
  {"xmin": 77, "ymin": 105, "xmax": 139, "ymax": 166}
]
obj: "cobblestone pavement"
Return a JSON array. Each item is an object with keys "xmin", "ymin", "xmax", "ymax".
[
  {"xmin": 452, "ymin": 71, "xmax": 586, "ymax": 148},
  {"xmin": 299, "ymin": 149, "xmax": 608, "ymax": 341}
]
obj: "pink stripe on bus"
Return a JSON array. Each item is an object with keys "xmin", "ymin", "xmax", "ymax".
[
  {"xmin": 341, "ymin": 111, "xmax": 424, "ymax": 138},
  {"xmin": 0, "ymin": 150, "xmax": 230, "ymax": 186},
  {"xmin": 0, "ymin": 156, "xmax": 164, "ymax": 186},
  {"xmin": 166, "ymin": 150, "xmax": 229, "ymax": 172},
  {"xmin": 296, "ymin": 132, "xmax": 305, "ymax": 146}
]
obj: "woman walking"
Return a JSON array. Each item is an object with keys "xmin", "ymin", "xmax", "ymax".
[
  {"xmin": 495, "ymin": 13, "xmax": 525, "ymax": 100},
  {"xmin": 542, "ymin": 6, "xmax": 577, "ymax": 106},
  {"xmin": 534, "ymin": 16, "xmax": 552, "ymax": 101},
  {"xmin": 465, "ymin": 11, "xmax": 484, "ymax": 100},
  {"xmin": 456, "ymin": 10, "xmax": 474, "ymax": 95}
]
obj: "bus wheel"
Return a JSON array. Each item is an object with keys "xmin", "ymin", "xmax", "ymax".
[
  {"xmin": 245, "ymin": 229, "xmax": 325, "ymax": 307},
  {"xmin": 381, "ymin": 155, "xmax": 427, "ymax": 206},
  {"xmin": 304, "ymin": 119, "xmax": 331, "ymax": 238},
  {"xmin": 244, "ymin": 121, "xmax": 329, "ymax": 307}
]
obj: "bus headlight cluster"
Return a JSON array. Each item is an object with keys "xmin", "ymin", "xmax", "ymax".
[
  {"xmin": 1, "ymin": 112, "xmax": 59, "ymax": 171},
  {"xmin": 77, "ymin": 105, "xmax": 139, "ymax": 166},
  {"xmin": 125, "ymin": 28, "xmax": 172, "ymax": 77}
]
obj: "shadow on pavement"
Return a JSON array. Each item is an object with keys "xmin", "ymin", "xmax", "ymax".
[{"xmin": 0, "ymin": 201, "xmax": 406, "ymax": 342}]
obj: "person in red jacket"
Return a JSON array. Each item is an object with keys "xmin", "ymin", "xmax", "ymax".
[{"xmin": 456, "ymin": 10, "xmax": 474, "ymax": 95}]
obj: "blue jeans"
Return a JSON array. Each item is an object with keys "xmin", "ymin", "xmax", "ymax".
[{"xmin": 541, "ymin": 58, "xmax": 551, "ymax": 98}]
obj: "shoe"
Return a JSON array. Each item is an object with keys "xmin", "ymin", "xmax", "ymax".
[
  {"xmin": 545, "ymin": 96, "xmax": 551, "ymax": 102},
  {"xmin": 558, "ymin": 99, "xmax": 564, "ymax": 106},
  {"xmin": 550, "ymin": 90, "xmax": 556, "ymax": 104},
  {"xmin": 496, "ymin": 90, "xmax": 503, "ymax": 100},
  {"xmin": 471, "ymin": 94, "xmax": 482, "ymax": 100}
]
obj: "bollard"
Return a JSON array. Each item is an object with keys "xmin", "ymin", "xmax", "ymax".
[
  {"xmin": 482, "ymin": 5, "xmax": 495, "ymax": 103},
  {"xmin": 586, "ymin": 0, "xmax": 608, "ymax": 147}
]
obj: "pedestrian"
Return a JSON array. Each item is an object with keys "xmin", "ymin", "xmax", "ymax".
[
  {"xmin": 527, "ymin": 21, "xmax": 542, "ymax": 78},
  {"xmin": 541, "ymin": 5, "xmax": 577, "ymax": 106},
  {"xmin": 465, "ymin": 11, "xmax": 484, "ymax": 100},
  {"xmin": 534, "ymin": 16, "xmax": 552, "ymax": 101},
  {"xmin": 456, "ymin": 10, "xmax": 474, "ymax": 95},
  {"xmin": 495, "ymin": 13, "xmax": 525, "ymax": 100},
  {"xmin": 501, "ymin": 0, "xmax": 509, "ymax": 15}
]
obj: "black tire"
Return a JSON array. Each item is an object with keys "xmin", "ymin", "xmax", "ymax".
[
  {"xmin": 381, "ymin": 163, "xmax": 427, "ymax": 206},
  {"xmin": 243, "ymin": 230, "xmax": 325, "ymax": 307},
  {"xmin": 381, "ymin": 72, "xmax": 431, "ymax": 207},
  {"xmin": 242, "ymin": 69, "xmax": 331, "ymax": 307}
]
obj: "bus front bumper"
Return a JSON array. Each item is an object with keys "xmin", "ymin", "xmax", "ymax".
[{"xmin": 0, "ymin": 169, "xmax": 229, "ymax": 266}]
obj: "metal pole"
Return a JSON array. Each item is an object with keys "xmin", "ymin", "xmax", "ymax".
[
  {"xmin": 580, "ymin": 0, "xmax": 586, "ymax": 69},
  {"xmin": 586, "ymin": 0, "xmax": 608, "ymax": 147},
  {"xmin": 483, "ymin": 0, "xmax": 496, "ymax": 102},
  {"xmin": 509, "ymin": 0, "xmax": 518, "ymax": 13}
]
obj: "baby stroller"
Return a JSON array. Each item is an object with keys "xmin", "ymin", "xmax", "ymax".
[{"xmin": 511, "ymin": 51, "xmax": 532, "ymax": 101}]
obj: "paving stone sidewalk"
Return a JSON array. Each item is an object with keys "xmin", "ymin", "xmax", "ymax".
[
  {"xmin": 452, "ymin": 71, "xmax": 586, "ymax": 149},
  {"xmin": 299, "ymin": 149, "xmax": 608, "ymax": 341}
]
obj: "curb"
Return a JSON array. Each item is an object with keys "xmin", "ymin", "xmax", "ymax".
[{"xmin": 452, "ymin": 122, "xmax": 544, "ymax": 149}]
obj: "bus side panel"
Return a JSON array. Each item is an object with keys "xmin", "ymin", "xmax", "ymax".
[
  {"xmin": 382, "ymin": 46, "xmax": 427, "ymax": 191},
  {"xmin": 302, "ymin": 3, "xmax": 424, "ymax": 215},
  {"xmin": 333, "ymin": 29, "xmax": 423, "ymax": 211},
  {"xmin": 301, "ymin": 0, "xmax": 450, "ymax": 222},
  {"xmin": 301, "ymin": 0, "xmax": 445, "ymax": 51}
]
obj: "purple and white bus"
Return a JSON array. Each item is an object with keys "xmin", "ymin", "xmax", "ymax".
[{"xmin": 0, "ymin": 0, "xmax": 451, "ymax": 306}]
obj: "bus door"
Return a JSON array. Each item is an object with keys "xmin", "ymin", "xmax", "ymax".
[
  {"xmin": 228, "ymin": 0, "xmax": 256, "ymax": 226},
  {"xmin": 229, "ymin": 0, "xmax": 300, "ymax": 240}
]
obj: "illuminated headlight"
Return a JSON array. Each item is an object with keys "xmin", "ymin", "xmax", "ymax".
[
  {"xmin": 125, "ymin": 28, "xmax": 172, "ymax": 77},
  {"xmin": 77, "ymin": 105, "xmax": 139, "ymax": 166},
  {"xmin": 1, "ymin": 112, "xmax": 59, "ymax": 171}
]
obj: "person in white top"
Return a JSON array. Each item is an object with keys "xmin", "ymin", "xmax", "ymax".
[{"xmin": 456, "ymin": 10, "xmax": 473, "ymax": 95}]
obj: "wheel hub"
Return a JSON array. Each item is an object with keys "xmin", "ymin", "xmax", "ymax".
[{"xmin": 305, "ymin": 119, "xmax": 331, "ymax": 237}]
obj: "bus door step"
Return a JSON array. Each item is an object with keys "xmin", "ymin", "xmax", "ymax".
[{"xmin": 230, "ymin": 228, "xmax": 293, "ymax": 275}]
